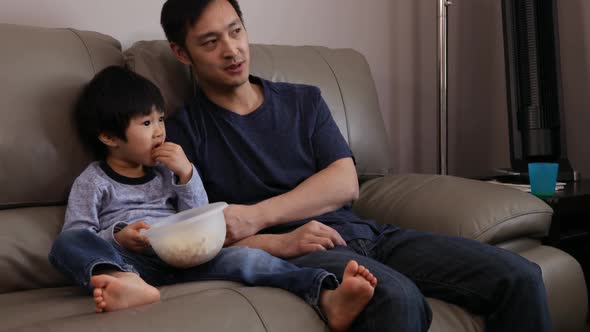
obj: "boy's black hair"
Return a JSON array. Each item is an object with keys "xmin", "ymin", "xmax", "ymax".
[
  {"xmin": 161, "ymin": 0, "xmax": 244, "ymax": 49},
  {"xmin": 75, "ymin": 66, "xmax": 165, "ymax": 160}
]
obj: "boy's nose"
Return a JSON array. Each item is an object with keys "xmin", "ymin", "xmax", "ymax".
[{"xmin": 154, "ymin": 126, "xmax": 164, "ymax": 138}]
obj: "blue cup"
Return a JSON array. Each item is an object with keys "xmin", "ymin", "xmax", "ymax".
[{"xmin": 528, "ymin": 163, "xmax": 559, "ymax": 197}]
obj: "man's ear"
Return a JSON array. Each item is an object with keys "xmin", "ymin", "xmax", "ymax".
[
  {"xmin": 98, "ymin": 133, "xmax": 119, "ymax": 148},
  {"xmin": 170, "ymin": 43, "xmax": 192, "ymax": 65}
]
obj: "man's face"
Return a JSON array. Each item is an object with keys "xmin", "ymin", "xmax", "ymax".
[{"xmin": 181, "ymin": 0, "xmax": 250, "ymax": 91}]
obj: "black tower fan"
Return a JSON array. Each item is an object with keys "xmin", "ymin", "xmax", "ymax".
[{"xmin": 501, "ymin": 0, "xmax": 576, "ymax": 181}]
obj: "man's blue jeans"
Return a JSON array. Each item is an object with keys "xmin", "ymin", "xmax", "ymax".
[
  {"xmin": 48, "ymin": 229, "xmax": 337, "ymax": 317},
  {"xmin": 288, "ymin": 227, "xmax": 551, "ymax": 332}
]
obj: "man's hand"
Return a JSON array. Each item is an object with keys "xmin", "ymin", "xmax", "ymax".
[
  {"xmin": 152, "ymin": 142, "xmax": 193, "ymax": 184},
  {"xmin": 231, "ymin": 220, "xmax": 347, "ymax": 258},
  {"xmin": 223, "ymin": 204, "xmax": 265, "ymax": 245},
  {"xmin": 114, "ymin": 221, "xmax": 151, "ymax": 252},
  {"xmin": 278, "ymin": 221, "xmax": 346, "ymax": 257}
]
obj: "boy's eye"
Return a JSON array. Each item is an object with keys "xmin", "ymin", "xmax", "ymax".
[{"xmin": 143, "ymin": 120, "xmax": 151, "ymax": 126}]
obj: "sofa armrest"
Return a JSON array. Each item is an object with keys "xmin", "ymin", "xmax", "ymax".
[{"xmin": 352, "ymin": 174, "xmax": 553, "ymax": 244}]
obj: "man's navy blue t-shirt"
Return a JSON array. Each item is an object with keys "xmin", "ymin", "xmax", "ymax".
[{"xmin": 165, "ymin": 76, "xmax": 394, "ymax": 242}]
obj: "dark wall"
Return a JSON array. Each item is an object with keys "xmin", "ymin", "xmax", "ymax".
[{"xmin": 445, "ymin": 0, "xmax": 590, "ymax": 178}]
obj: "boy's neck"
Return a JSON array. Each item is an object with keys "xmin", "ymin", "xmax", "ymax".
[
  {"xmin": 201, "ymin": 79, "xmax": 263, "ymax": 116},
  {"xmin": 104, "ymin": 157, "xmax": 146, "ymax": 178}
]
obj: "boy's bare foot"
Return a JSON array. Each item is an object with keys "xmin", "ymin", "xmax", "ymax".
[
  {"xmin": 90, "ymin": 272, "xmax": 160, "ymax": 313},
  {"xmin": 320, "ymin": 260, "xmax": 377, "ymax": 332}
]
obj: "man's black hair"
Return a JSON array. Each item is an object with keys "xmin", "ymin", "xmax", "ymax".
[
  {"xmin": 75, "ymin": 66, "xmax": 166, "ymax": 160},
  {"xmin": 161, "ymin": 0, "xmax": 244, "ymax": 49}
]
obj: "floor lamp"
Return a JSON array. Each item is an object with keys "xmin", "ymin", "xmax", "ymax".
[{"xmin": 437, "ymin": 0, "xmax": 452, "ymax": 175}]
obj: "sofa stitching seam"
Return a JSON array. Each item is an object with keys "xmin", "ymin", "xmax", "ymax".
[
  {"xmin": 67, "ymin": 28, "xmax": 96, "ymax": 74},
  {"xmin": 160, "ymin": 287, "xmax": 271, "ymax": 331},
  {"xmin": 472, "ymin": 210, "xmax": 553, "ymax": 241},
  {"xmin": 219, "ymin": 288, "xmax": 271, "ymax": 332}
]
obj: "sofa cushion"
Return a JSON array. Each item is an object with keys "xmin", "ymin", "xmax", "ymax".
[
  {"xmin": 0, "ymin": 282, "xmax": 326, "ymax": 332},
  {"xmin": 429, "ymin": 298, "xmax": 484, "ymax": 332},
  {"xmin": 0, "ymin": 24, "xmax": 123, "ymax": 209},
  {"xmin": 353, "ymin": 174, "xmax": 552, "ymax": 244},
  {"xmin": 124, "ymin": 41, "xmax": 393, "ymax": 177},
  {"xmin": 0, "ymin": 206, "xmax": 69, "ymax": 293}
]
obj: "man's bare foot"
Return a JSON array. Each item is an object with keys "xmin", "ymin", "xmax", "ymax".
[
  {"xmin": 90, "ymin": 272, "xmax": 160, "ymax": 313},
  {"xmin": 320, "ymin": 260, "xmax": 377, "ymax": 332}
]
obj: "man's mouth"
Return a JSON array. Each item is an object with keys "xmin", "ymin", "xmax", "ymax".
[{"xmin": 225, "ymin": 62, "xmax": 244, "ymax": 73}]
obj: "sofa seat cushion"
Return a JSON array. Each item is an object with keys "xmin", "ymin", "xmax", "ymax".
[
  {"xmin": 1, "ymin": 280, "xmax": 485, "ymax": 332},
  {"xmin": 428, "ymin": 298, "xmax": 484, "ymax": 332},
  {"xmin": 0, "ymin": 281, "xmax": 326, "ymax": 332}
]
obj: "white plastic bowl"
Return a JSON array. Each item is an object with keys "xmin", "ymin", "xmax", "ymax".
[{"xmin": 143, "ymin": 202, "xmax": 227, "ymax": 268}]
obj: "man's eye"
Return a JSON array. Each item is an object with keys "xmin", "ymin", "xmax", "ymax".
[
  {"xmin": 203, "ymin": 39, "xmax": 217, "ymax": 46},
  {"xmin": 233, "ymin": 28, "xmax": 242, "ymax": 35},
  {"xmin": 143, "ymin": 120, "xmax": 151, "ymax": 126}
]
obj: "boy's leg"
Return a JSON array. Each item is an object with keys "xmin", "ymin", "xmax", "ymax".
[
  {"xmin": 179, "ymin": 246, "xmax": 378, "ymax": 332},
  {"xmin": 49, "ymin": 228, "xmax": 161, "ymax": 312},
  {"xmin": 48, "ymin": 229, "xmax": 138, "ymax": 292},
  {"xmin": 288, "ymin": 244, "xmax": 432, "ymax": 332},
  {"xmin": 178, "ymin": 246, "xmax": 337, "ymax": 307},
  {"xmin": 373, "ymin": 228, "xmax": 551, "ymax": 332}
]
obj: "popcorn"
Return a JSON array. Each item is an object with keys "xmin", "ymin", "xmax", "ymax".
[{"xmin": 155, "ymin": 235, "xmax": 212, "ymax": 268}]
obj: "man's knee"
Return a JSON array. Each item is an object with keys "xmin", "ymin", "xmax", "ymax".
[{"xmin": 507, "ymin": 258, "xmax": 544, "ymax": 289}]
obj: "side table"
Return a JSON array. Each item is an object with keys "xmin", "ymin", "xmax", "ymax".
[
  {"xmin": 541, "ymin": 180, "xmax": 590, "ymax": 306},
  {"xmin": 542, "ymin": 180, "xmax": 590, "ymax": 248}
]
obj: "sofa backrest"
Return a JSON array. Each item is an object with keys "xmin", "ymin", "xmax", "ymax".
[
  {"xmin": 125, "ymin": 41, "xmax": 393, "ymax": 178},
  {"xmin": 0, "ymin": 24, "xmax": 123, "ymax": 210},
  {"xmin": 0, "ymin": 24, "xmax": 123, "ymax": 293}
]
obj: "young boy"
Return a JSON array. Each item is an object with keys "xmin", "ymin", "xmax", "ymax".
[{"xmin": 49, "ymin": 66, "xmax": 377, "ymax": 332}]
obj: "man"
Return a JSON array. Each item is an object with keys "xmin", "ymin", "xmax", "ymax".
[{"xmin": 160, "ymin": 0, "xmax": 552, "ymax": 330}]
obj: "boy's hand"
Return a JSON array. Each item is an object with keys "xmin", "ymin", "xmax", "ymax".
[
  {"xmin": 114, "ymin": 221, "xmax": 151, "ymax": 252},
  {"xmin": 152, "ymin": 142, "xmax": 193, "ymax": 184}
]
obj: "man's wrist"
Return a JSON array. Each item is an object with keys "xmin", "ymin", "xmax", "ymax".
[
  {"xmin": 252, "ymin": 200, "xmax": 278, "ymax": 228},
  {"xmin": 265, "ymin": 234, "xmax": 285, "ymax": 257}
]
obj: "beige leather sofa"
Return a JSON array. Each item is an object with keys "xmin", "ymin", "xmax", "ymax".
[{"xmin": 0, "ymin": 23, "xmax": 587, "ymax": 332}]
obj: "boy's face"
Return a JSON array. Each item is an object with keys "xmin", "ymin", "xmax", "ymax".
[
  {"xmin": 174, "ymin": 0, "xmax": 250, "ymax": 91},
  {"xmin": 107, "ymin": 108, "xmax": 166, "ymax": 167}
]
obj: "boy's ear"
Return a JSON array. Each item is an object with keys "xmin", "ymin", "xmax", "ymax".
[
  {"xmin": 170, "ymin": 42, "xmax": 192, "ymax": 65},
  {"xmin": 98, "ymin": 133, "xmax": 119, "ymax": 148}
]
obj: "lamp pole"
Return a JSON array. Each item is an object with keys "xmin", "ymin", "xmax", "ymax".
[{"xmin": 437, "ymin": 0, "xmax": 452, "ymax": 175}]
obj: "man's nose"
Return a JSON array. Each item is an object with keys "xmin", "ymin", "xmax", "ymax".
[{"xmin": 221, "ymin": 38, "xmax": 239, "ymax": 58}]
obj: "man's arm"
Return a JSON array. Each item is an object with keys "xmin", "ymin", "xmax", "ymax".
[{"xmin": 224, "ymin": 156, "xmax": 358, "ymax": 245}]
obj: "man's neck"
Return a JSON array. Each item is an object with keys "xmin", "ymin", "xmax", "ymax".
[{"xmin": 201, "ymin": 79, "xmax": 264, "ymax": 116}]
